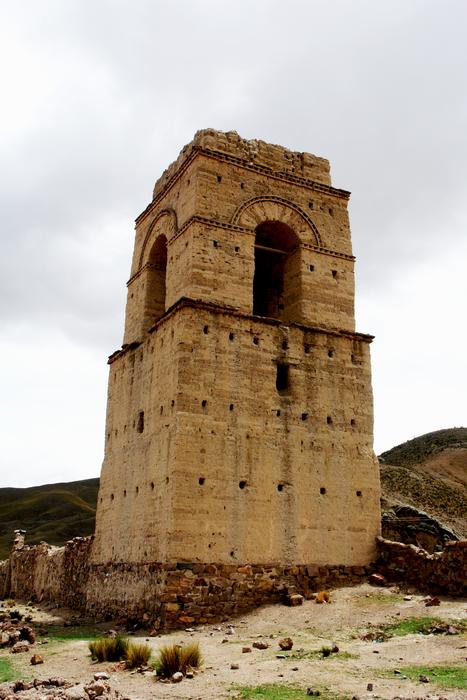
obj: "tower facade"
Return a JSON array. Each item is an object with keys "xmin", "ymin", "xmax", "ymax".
[{"xmin": 92, "ymin": 130, "xmax": 380, "ymax": 576}]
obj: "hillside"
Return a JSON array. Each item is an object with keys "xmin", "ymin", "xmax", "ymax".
[
  {"xmin": 379, "ymin": 427, "xmax": 467, "ymax": 539},
  {"xmin": 0, "ymin": 478, "xmax": 99, "ymax": 559}
]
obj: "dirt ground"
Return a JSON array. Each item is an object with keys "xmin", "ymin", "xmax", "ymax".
[{"xmin": 2, "ymin": 584, "xmax": 466, "ymax": 699}]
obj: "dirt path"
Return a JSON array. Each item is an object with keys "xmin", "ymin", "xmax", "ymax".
[{"xmin": 2, "ymin": 584, "xmax": 466, "ymax": 699}]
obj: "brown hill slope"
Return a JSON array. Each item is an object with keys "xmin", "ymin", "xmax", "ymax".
[{"xmin": 379, "ymin": 428, "xmax": 467, "ymax": 539}]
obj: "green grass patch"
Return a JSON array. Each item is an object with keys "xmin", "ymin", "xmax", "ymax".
[
  {"xmin": 233, "ymin": 685, "xmax": 311, "ymax": 700},
  {"xmin": 283, "ymin": 648, "xmax": 357, "ymax": 662},
  {"xmin": 0, "ymin": 657, "xmax": 17, "ymax": 683},
  {"xmin": 384, "ymin": 617, "xmax": 465, "ymax": 637},
  {"xmin": 397, "ymin": 665, "xmax": 466, "ymax": 690},
  {"xmin": 362, "ymin": 616, "xmax": 466, "ymax": 641},
  {"xmin": 232, "ymin": 686, "xmax": 350, "ymax": 700},
  {"xmin": 38, "ymin": 625, "xmax": 103, "ymax": 641}
]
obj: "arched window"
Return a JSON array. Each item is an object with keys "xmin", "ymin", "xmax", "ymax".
[
  {"xmin": 145, "ymin": 234, "xmax": 167, "ymax": 322},
  {"xmin": 253, "ymin": 221, "xmax": 299, "ymax": 320}
]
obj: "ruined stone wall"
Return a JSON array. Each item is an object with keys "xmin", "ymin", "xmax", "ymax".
[
  {"xmin": 0, "ymin": 559, "xmax": 8, "ymax": 598},
  {"xmin": 2, "ymin": 538, "xmax": 92, "ymax": 608},
  {"xmin": 375, "ymin": 537, "xmax": 467, "ymax": 596}
]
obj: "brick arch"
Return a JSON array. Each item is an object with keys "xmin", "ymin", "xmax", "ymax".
[
  {"xmin": 231, "ymin": 196, "xmax": 322, "ymax": 246},
  {"xmin": 138, "ymin": 208, "xmax": 178, "ymax": 269}
]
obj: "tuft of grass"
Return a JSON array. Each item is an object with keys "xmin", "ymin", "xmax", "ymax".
[
  {"xmin": 397, "ymin": 665, "xmax": 466, "ymax": 690},
  {"xmin": 233, "ymin": 686, "xmax": 350, "ymax": 700},
  {"xmin": 0, "ymin": 658, "xmax": 17, "ymax": 683},
  {"xmin": 125, "ymin": 642, "xmax": 152, "ymax": 669},
  {"xmin": 179, "ymin": 641, "xmax": 203, "ymax": 673},
  {"xmin": 88, "ymin": 635, "xmax": 129, "ymax": 662},
  {"xmin": 154, "ymin": 641, "xmax": 202, "ymax": 677}
]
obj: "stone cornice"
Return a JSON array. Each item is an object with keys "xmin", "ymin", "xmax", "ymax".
[
  {"xmin": 135, "ymin": 146, "xmax": 350, "ymax": 226},
  {"xmin": 108, "ymin": 297, "xmax": 373, "ymax": 364}
]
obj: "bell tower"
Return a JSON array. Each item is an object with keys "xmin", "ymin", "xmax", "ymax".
[{"xmin": 91, "ymin": 129, "xmax": 380, "ymax": 575}]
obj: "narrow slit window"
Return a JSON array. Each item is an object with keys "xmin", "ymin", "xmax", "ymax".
[
  {"xmin": 276, "ymin": 363, "xmax": 290, "ymax": 393},
  {"xmin": 137, "ymin": 411, "xmax": 144, "ymax": 433}
]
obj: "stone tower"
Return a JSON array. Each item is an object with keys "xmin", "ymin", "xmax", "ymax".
[{"xmin": 90, "ymin": 130, "xmax": 380, "ymax": 616}]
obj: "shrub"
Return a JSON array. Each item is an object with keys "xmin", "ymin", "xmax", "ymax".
[
  {"xmin": 125, "ymin": 642, "xmax": 152, "ymax": 669},
  {"xmin": 89, "ymin": 635, "xmax": 129, "ymax": 662},
  {"xmin": 155, "ymin": 641, "xmax": 202, "ymax": 677}
]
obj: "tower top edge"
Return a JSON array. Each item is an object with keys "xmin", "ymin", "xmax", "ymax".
[{"xmin": 152, "ymin": 129, "xmax": 332, "ymax": 200}]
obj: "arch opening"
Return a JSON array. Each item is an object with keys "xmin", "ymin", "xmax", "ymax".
[
  {"xmin": 253, "ymin": 221, "xmax": 300, "ymax": 320},
  {"xmin": 145, "ymin": 234, "xmax": 167, "ymax": 323}
]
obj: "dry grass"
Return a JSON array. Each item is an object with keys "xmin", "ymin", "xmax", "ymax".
[
  {"xmin": 125, "ymin": 642, "xmax": 152, "ymax": 669},
  {"xmin": 155, "ymin": 641, "xmax": 203, "ymax": 677},
  {"xmin": 88, "ymin": 635, "xmax": 129, "ymax": 662}
]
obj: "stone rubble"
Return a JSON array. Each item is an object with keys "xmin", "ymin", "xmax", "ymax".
[{"xmin": 0, "ymin": 679, "xmax": 131, "ymax": 700}]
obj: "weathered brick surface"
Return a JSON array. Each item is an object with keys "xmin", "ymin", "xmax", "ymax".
[{"xmin": 92, "ymin": 129, "xmax": 381, "ymax": 572}]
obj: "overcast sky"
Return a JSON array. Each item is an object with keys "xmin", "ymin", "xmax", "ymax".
[{"xmin": 1, "ymin": 0, "xmax": 466, "ymax": 488}]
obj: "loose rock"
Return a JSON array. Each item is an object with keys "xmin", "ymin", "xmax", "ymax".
[
  {"xmin": 425, "ymin": 596, "xmax": 441, "ymax": 606},
  {"xmin": 30, "ymin": 654, "xmax": 44, "ymax": 665},
  {"xmin": 93, "ymin": 673, "xmax": 110, "ymax": 682},
  {"xmin": 252, "ymin": 641, "xmax": 269, "ymax": 650},
  {"xmin": 288, "ymin": 594, "xmax": 304, "ymax": 606},
  {"xmin": 278, "ymin": 637, "xmax": 293, "ymax": 650}
]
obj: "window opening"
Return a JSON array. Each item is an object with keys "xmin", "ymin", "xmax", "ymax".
[
  {"xmin": 276, "ymin": 363, "xmax": 290, "ymax": 393},
  {"xmin": 253, "ymin": 221, "xmax": 299, "ymax": 320},
  {"xmin": 145, "ymin": 234, "xmax": 167, "ymax": 324}
]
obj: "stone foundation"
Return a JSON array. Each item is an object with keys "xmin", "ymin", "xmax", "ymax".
[
  {"xmin": 375, "ymin": 536, "xmax": 467, "ymax": 596},
  {"xmin": 1, "ymin": 535, "xmax": 369, "ymax": 627},
  {"xmin": 86, "ymin": 561, "xmax": 370, "ymax": 629}
]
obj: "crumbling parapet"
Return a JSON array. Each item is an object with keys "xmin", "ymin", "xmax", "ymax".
[{"xmin": 375, "ymin": 536, "xmax": 467, "ymax": 595}]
